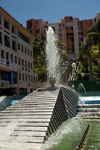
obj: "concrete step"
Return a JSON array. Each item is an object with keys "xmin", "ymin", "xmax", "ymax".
[
  {"xmin": 0, "ymin": 142, "xmax": 41, "ymax": 150},
  {"xmin": 79, "ymin": 108, "xmax": 100, "ymax": 112},
  {"xmin": 79, "ymin": 104, "xmax": 100, "ymax": 108}
]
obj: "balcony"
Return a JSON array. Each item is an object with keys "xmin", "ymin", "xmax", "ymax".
[
  {"xmin": 0, "ymin": 58, "xmax": 17, "ymax": 71},
  {"xmin": 0, "ymin": 80, "xmax": 9, "ymax": 88},
  {"xmin": 66, "ymin": 35, "xmax": 73, "ymax": 38},
  {"xmin": 27, "ymin": 27, "xmax": 32, "ymax": 30}
]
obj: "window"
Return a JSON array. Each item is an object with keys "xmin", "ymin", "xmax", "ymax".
[
  {"xmin": 6, "ymin": 52, "xmax": 9, "ymax": 60},
  {"xmin": 77, "ymin": 21, "xmax": 80, "ymax": 25},
  {"xmin": 1, "ymin": 50, "xmax": 4, "ymax": 59},
  {"xmin": 15, "ymin": 56, "xmax": 17, "ymax": 64},
  {"xmin": 4, "ymin": 19, "xmax": 9, "ymax": 30},
  {"xmin": 19, "ymin": 58, "xmax": 21, "ymax": 65},
  {"xmin": 30, "ymin": 51, "xmax": 32, "ymax": 57},
  {"xmin": 79, "ymin": 43, "xmax": 81, "ymax": 47},
  {"xmin": 25, "ymin": 47, "xmax": 26, "ymax": 54},
  {"xmin": 59, "ymin": 34, "xmax": 62, "ymax": 38},
  {"xmin": 22, "ymin": 73, "xmax": 24, "ymax": 81},
  {"xmin": 36, "ymin": 21, "xmax": 38, "ymax": 24},
  {"xmin": 12, "ymin": 26, "xmax": 14, "ymax": 33},
  {"xmin": 22, "ymin": 59, "xmax": 24, "ymax": 66},
  {"xmin": 28, "ymin": 49, "xmax": 29, "ymax": 55},
  {"xmin": 19, "ymin": 73, "xmax": 21, "ymax": 80},
  {"xmin": 28, "ymin": 75, "xmax": 30, "ymax": 82},
  {"xmin": 70, "ymin": 18, "xmax": 72, "ymax": 21},
  {"xmin": 62, "ymin": 24, "xmax": 64, "ymax": 27},
  {"xmin": 18, "ymin": 43, "xmax": 20, "ymax": 50},
  {"xmin": 22, "ymin": 45, "xmax": 23, "ymax": 52},
  {"xmin": 72, "ymin": 49, "xmax": 75, "ymax": 53},
  {"xmin": 12, "ymin": 40, "xmax": 16, "ymax": 50},
  {"xmin": 72, "ymin": 38, "xmax": 74, "ymax": 42},
  {"xmin": 79, "ymin": 37, "xmax": 83, "ymax": 42},
  {"xmin": 11, "ymin": 54, "xmax": 13, "ymax": 62},
  {"xmin": 28, "ymin": 62, "xmax": 30, "ymax": 68},
  {"xmin": 34, "ymin": 76, "xmax": 35, "ymax": 83},
  {"xmin": 59, "ymin": 24, "xmax": 61, "ymax": 27},
  {"xmin": 5, "ymin": 35, "xmax": 10, "ymax": 48},
  {"xmin": 78, "ymin": 32, "xmax": 83, "ymax": 36},
  {"xmin": 31, "ymin": 63, "xmax": 32, "ymax": 69},
  {"xmin": 0, "ymin": 32, "xmax": 2, "ymax": 44},
  {"xmin": 94, "ymin": 18, "xmax": 96, "ymax": 22},
  {"xmin": 25, "ymin": 60, "xmax": 27, "ymax": 67},
  {"xmin": 72, "ymin": 44, "xmax": 74, "ymax": 48},
  {"xmin": 59, "ymin": 29, "xmax": 61, "ymax": 33},
  {"xmin": 36, "ymin": 77, "xmax": 38, "ymax": 83},
  {"xmin": 31, "ymin": 76, "xmax": 33, "ymax": 82},
  {"xmin": 25, "ymin": 74, "xmax": 27, "ymax": 81},
  {"xmin": 18, "ymin": 32, "xmax": 30, "ymax": 44},
  {"xmin": 78, "ymin": 27, "xmax": 82, "ymax": 31}
]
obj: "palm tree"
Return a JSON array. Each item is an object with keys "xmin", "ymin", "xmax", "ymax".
[
  {"xmin": 86, "ymin": 18, "xmax": 100, "ymax": 51},
  {"xmin": 56, "ymin": 38, "xmax": 68, "ymax": 65},
  {"xmin": 33, "ymin": 31, "xmax": 47, "ymax": 82}
]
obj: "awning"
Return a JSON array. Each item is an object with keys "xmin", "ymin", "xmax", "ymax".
[{"xmin": 0, "ymin": 87, "xmax": 7, "ymax": 89}]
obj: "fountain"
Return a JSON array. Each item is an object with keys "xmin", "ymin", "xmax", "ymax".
[
  {"xmin": 39, "ymin": 114, "xmax": 89, "ymax": 150},
  {"xmin": 37, "ymin": 27, "xmax": 89, "ymax": 149},
  {"xmin": 46, "ymin": 26, "xmax": 60, "ymax": 87},
  {"xmin": 0, "ymin": 27, "xmax": 90, "ymax": 150},
  {"xmin": 77, "ymin": 83, "xmax": 87, "ymax": 96}
]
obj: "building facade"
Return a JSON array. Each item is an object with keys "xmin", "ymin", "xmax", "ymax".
[
  {"xmin": 27, "ymin": 13, "xmax": 100, "ymax": 60},
  {"xmin": 57, "ymin": 13, "xmax": 100, "ymax": 60},
  {"xmin": 0, "ymin": 7, "xmax": 38, "ymax": 96},
  {"xmin": 26, "ymin": 18, "xmax": 48, "ymax": 36}
]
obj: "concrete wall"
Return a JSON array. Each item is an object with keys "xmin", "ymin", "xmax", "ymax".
[{"xmin": 0, "ymin": 95, "xmax": 25, "ymax": 111}]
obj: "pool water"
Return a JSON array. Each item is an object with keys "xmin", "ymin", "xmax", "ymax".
[
  {"xmin": 78, "ymin": 96, "xmax": 100, "ymax": 105},
  {"xmin": 10, "ymin": 100, "xmax": 19, "ymax": 105},
  {"xmin": 85, "ymin": 121, "xmax": 100, "ymax": 150}
]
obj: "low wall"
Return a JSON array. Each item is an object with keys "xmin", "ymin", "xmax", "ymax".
[
  {"xmin": 69, "ymin": 80, "xmax": 100, "ymax": 92},
  {"xmin": 0, "ymin": 95, "xmax": 25, "ymax": 111}
]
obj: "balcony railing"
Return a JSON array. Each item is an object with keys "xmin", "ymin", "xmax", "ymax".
[
  {"xmin": 27, "ymin": 27, "xmax": 32, "ymax": 30},
  {"xmin": 66, "ymin": 35, "xmax": 73, "ymax": 38},
  {"xmin": 0, "ymin": 58, "xmax": 17, "ymax": 71}
]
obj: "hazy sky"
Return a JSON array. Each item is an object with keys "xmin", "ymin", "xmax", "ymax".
[{"xmin": 0, "ymin": 0, "xmax": 100, "ymax": 27}]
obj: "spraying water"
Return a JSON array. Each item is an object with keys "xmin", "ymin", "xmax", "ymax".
[
  {"xmin": 46, "ymin": 26, "xmax": 60, "ymax": 84},
  {"xmin": 39, "ymin": 114, "xmax": 88, "ymax": 150},
  {"xmin": 77, "ymin": 83, "xmax": 87, "ymax": 96}
]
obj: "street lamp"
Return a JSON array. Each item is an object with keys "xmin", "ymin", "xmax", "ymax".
[
  {"xmin": 81, "ymin": 73, "xmax": 84, "ymax": 81},
  {"xmin": 72, "ymin": 62, "xmax": 76, "ymax": 69}
]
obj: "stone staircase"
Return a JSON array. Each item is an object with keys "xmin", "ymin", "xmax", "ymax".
[
  {"xmin": 0, "ymin": 87, "xmax": 78, "ymax": 150},
  {"xmin": 78, "ymin": 104, "xmax": 100, "ymax": 121}
]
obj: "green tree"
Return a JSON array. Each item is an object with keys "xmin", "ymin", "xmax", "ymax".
[
  {"xmin": 86, "ymin": 18, "xmax": 100, "ymax": 51},
  {"xmin": 56, "ymin": 38, "xmax": 68, "ymax": 65},
  {"xmin": 33, "ymin": 31, "xmax": 47, "ymax": 83}
]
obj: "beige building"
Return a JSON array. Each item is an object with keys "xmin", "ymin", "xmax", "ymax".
[
  {"xmin": 48, "ymin": 23, "xmax": 62, "ymax": 39},
  {"xmin": 0, "ymin": 6, "xmax": 38, "ymax": 96}
]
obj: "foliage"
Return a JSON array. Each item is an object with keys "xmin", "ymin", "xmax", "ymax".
[
  {"xmin": 90, "ymin": 44, "xmax": 100, "ymax": 62},
  {"xmin": 33, "ymin": 31, "xmax": 47, "ymax": 83},
  {"xmin": 33, "ymin": 32, "xmax": 68, "ymax": 83},
  {"xmin": 56, "ymin": 38, "xmax": 68, "ymax": 65},
  {"xmin": 78, "ymin": 19, "xmax": 100, "ymax": 81},
  {"xmin": 86, "ymin": 18, "xmax": 100, "ymax": 51}
]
